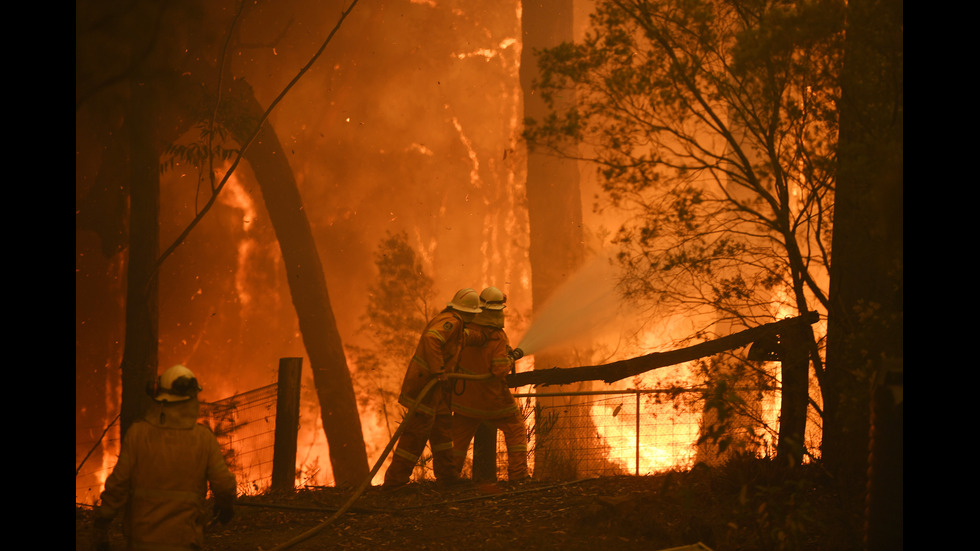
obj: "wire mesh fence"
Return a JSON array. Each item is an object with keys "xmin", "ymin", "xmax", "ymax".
[
  {"xmin": 458, "ymin": 387, "xmax": 781, "ymax": 481},
  {"xmin": 79, "ymin": 384, "xmax": 781, "ymax": 503},
  {"xmin": 75, "ymin": 384, "xmax": 280, "ymax": 506},
  {"xmin": 527, "ymin": 389, "xmax": 702, "ymax": 478},
  {"xmin": 201, "ymin": 384, "xmax": 279, "ymax": 496},
  {"xmin": 76, "ymin": 415, "xmax": 123, "ymax": 507}
]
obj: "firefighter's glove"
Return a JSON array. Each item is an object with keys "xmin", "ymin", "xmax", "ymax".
[{"xmin": 214, "ymin": 494, "xmax": 235, "ymax": 524}]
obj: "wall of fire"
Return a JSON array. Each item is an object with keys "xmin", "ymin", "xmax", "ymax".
[
  {"xmin": 77, "ymin": 0, "xmax": 561, "ymax": 501},
  {"xmin": 77, "ymin": 0, "xmax": 774, "ymax": 503}
]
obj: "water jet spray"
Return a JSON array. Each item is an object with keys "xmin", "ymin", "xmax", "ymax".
[{"xmin": 515, "ymin": 254, "xmax": 633, "ymax": 357}]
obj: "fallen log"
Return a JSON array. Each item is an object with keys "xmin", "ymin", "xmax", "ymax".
[{"xmin": 505, "ymin": 312, "xmax": 819, "ymax": 388}]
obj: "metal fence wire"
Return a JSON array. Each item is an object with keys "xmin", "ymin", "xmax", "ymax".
[
  {"xmin": 79, "ymin": 385, "xmax": 780, "ymax": 503},
  {"xmin": 209, "ymin": 387, "xmax": 730, "ymax": 486},
  {"xmin": 200, "ymin": 384, "xmax": 279, "ymax": 496},
  {"xmin": 456, "ymin": 387, "xmax": 781, "ymax": 481},
  {"xmin": 76, "ymin": 385, "xmax": 281, "ymax": 506},
  {"xmin": 518, "ymin": 389, "xmax": 704, "ymax": 479}
]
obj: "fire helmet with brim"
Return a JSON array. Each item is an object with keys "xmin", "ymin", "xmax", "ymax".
[
  {"xmin": 447, "ymin": 288, "xmax": 482, "ymax": 313},
  {"xmin": 153, "ymin": 364, "xmax": 203, "ymax": 402},
  {"xmin": 479, "ymin": 286, "xmax": 507, "ymax": 310}
]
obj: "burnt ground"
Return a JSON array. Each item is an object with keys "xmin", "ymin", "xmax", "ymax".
[{"xmin": 76, "ymin": 458, "xmax": 867, "ymax": 551}]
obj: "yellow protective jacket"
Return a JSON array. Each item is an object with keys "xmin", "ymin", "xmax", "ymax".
[
  {"xmin": 398, "ymin": 309, "xmax": 470, "ymax": 416},
  {"xmin": 451, "ymin": 323, "xmax": 519, "ymax": 419},
  {"xmin": 98, "ymin": 399, "xmax": 237, "ymax": 550}
]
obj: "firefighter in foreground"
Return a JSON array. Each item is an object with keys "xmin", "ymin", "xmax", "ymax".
[
  {"xmin": 451, "ymin": 286, "xmax": 530, "ymax": 482},
  {"xmin": 382, "ymin": 288, "xmax": 483, "ymax": 489},
  {"xmin": 94, "ymin": 365, "xmax": 236, "ymax": 551}
]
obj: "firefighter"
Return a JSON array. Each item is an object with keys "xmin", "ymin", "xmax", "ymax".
[
  {"xmin": 93, "ymin": 365, "xmax": 236, "ymax": 551},
  {"xmin": 450, "ymin": 286, "xmax": 530, "ymax": 482},
  {"xmin": 382, "ymin": 288, "xmax": 483, "ymax": 489}
]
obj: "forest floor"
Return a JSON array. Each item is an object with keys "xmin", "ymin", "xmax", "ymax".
[{"xmin": 76, "ymin": 457, "xmax": 868, "ymax": 551}]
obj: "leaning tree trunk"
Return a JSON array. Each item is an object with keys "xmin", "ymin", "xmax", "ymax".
[{"xmin": 221, "ymin": 78, "xmax": 369, "ymax": 487}]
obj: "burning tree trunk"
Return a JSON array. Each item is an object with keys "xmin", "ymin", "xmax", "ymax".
[{"xmin": 219, "ymin": 78, "xmax": 369, "ymax": 487}]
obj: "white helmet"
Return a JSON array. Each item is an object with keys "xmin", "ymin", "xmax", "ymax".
[
  {"xmin": 479, "ymin": 286, "xmax": 507, "ymax": 310},
  {"xmin": 154, "ymin": 365, "xmax": 202, "ymax": 402},
  {"xmin": 447, "ymin": 288, "xmax": 482, "ymax": 313}
]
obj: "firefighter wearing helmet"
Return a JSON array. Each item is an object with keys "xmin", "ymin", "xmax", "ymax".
[
  {"xmin": 450, "ymin": 286, "xmax": 530, "ymax": 482},
  {"xmin": 383, "ymin": 288, "xmax": 483, "ymax": 489},
  {"xmin": 94, "ymin": 365, "xmax": 237, "ymax": 551}
]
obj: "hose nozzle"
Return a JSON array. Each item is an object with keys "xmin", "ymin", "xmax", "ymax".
[{"xmin": 508, "ymin": 347, "xmax": 525, "ymax": 361}]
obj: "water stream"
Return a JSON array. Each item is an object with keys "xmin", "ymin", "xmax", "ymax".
[{"xmin": 516, "ymin": 253, "xmax": 632, "ymax": 356}]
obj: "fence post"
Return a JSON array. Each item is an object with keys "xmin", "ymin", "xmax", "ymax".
[
  {"xmin": 635, "ymin": 391, "xmax": 640, "ymax": 476},
  {"xmin": 777, "ymin": 324, "xmax": 809, "ymax": 467},
  {"xmin": 272, "ymin": 357, "xmax": 303, "ymax": 492}
]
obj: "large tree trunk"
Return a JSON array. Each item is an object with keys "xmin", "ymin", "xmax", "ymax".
[
  {"xmin": 825, "ymin": 0, "xmax": 902, "ymax": 545},
  {"xmin": 119, "ymin": 77, "xmax": 161, "ymax": 436},
  {"xmin": 522, "ymin": 8, "xmax": 585, "ymax": 297},
  {"xmin": 222, "ymin": 79, "xmax": 369, "ymax": 487},
  {"xmin": 521, "ymin": 0, "xmax": 593, "ymax": 480}
]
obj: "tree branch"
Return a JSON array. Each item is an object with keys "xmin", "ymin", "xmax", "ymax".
[
  {"xmin": 507, "ymin": 312, "xmax": 819, "ymax": 387},
  {"xmin": 155, "ymin": 0, "xmax": 361, "ymax": 272}
]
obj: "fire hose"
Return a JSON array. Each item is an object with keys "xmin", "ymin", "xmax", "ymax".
[{"xmin": 263, "ymin": 370, "xmax": 494, "ymax": 551}]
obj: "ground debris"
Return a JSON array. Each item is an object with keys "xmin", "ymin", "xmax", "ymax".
[{"xmin": 76, "ymin": 462, "xmax": 865, "ymax": 551}]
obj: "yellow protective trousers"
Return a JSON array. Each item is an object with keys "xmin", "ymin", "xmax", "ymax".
[
  {"xmin": 384, "ymin": 390, "xmax": 457, "ymax": 486},
  {"xmin": 451, "ymin": 412, "xmax": 529, "ymax": 481}
]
